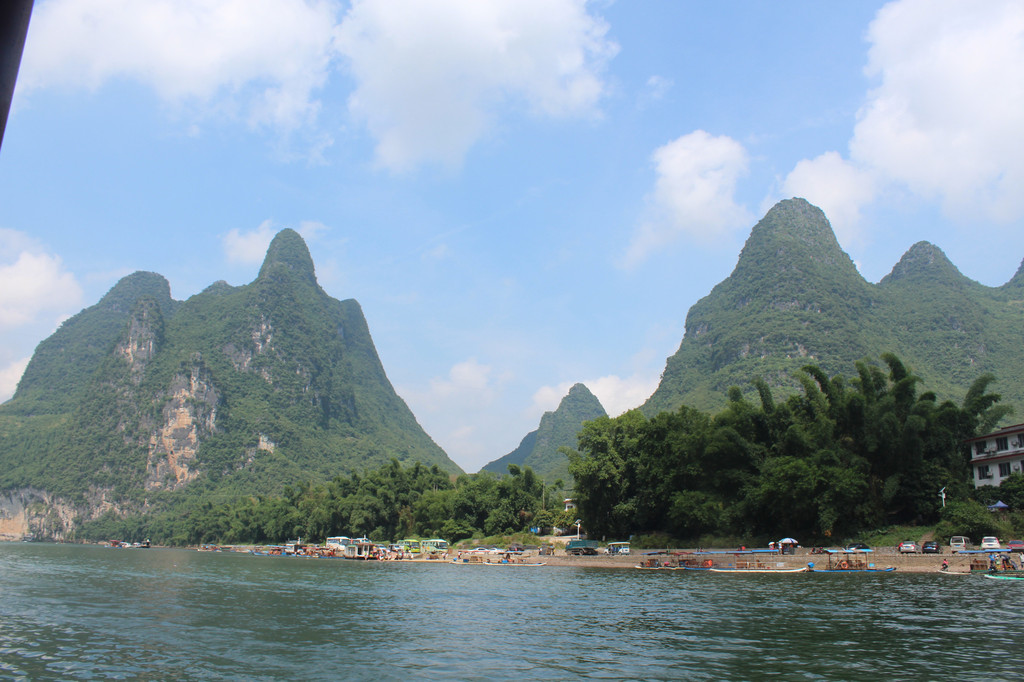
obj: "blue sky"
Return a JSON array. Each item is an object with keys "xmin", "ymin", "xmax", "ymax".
[{"xmin": 2, "ymin": 0, "xmax": 1023, "ymax": 473}]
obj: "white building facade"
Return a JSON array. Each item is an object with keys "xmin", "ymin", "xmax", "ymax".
[{"xmin": 965, "ymin": 423, "xmax": 1024, "ymax": 487}]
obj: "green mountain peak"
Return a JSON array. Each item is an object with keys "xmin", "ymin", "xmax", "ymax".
[
  {"xmin": 0, "ymin": 232, "xmax": 460, "ymax": 538},
  {"xmin": 735, "ymin": 197, "xmax": 860, "ymax": 280},
  {"xmin": 482, "ymin": 382, "xmax": 606, "ymax": 483},
  {"xmin": 1005, "ymin": 258, "xmax": 1024, "ymax": 292},
  {"xmin": 643, "ymin": 198, "xmax": 1024, "ymax": 419},
  {"xmin": 258, "ymin": 229, "xmax": 318, "ymax": 286},
  {"xmin": 880, "ymin": 241, "xmax": 964, "ymax": 286},
  {"xmin": 96, "ymin": 271, "xmax": 175, "ymax": 315}
]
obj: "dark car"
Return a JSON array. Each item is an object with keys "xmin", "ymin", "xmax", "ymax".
[
  {"xmin": 845, "ymin": 543, "xmax": 871, "ymax": 551},
  {"xmin": 922, "ymin": 541, "xmax": 940, "ymax": 554}
]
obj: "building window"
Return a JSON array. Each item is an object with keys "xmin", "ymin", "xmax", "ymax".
[
  {"xmin": 996, "ymin": 437, "xmax": 1009, "ymax": 451},
  {"xmin": 999, "ymin": 462, "xmax": 1011, "ymax": 477},
  {"xmin": 975, "ymin": 442, "xmax": 987, "ymax": 455},
  {"xmin": 977, "ymin": 465, "xmax": 991, "ymax": 479}
]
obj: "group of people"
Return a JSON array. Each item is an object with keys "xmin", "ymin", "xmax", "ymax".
[{"xmin": 988, "ymin": 553, "xmax": 1021, "ymax": 572}]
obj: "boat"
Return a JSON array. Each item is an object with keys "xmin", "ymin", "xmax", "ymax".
[
  {"xmin": 808, "ymin": 550, "xmax": 896, "ymax": 573},
  {"xmin": 342, "ymin": 538, "xmax": 375, "ymax": 560},
  {"xmin": 451, "ymin": 553, "xmax": 543, "ymax": 565},
  {"xmin": 634, "ymin": 551, "xmax": 714, "ymax": 570},
  {"xmin": 984, "ymin": 574, "xmax": 1024, "ymax": 581},
  {"xmin": 962, "ymin": 549, "xmax": 1024, "ymax": 575},
  {"xmin": 681, "ymin": 549, "xmax": 782, "ymax": 571},
  {"xmin": 709, "ymin": 566, "xmax": 809, "ymax": 573}
]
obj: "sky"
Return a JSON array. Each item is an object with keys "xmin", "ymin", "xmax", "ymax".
[{"xmin": 2, "ymin": 0, "xmax": 1023, "ymax": 474}]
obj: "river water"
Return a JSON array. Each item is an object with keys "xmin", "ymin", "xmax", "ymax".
[{"xmin": 1, "ymin": 543, "xmax": 1021, "ymax": 680}]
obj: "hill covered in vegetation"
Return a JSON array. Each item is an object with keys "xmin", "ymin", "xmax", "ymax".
[
  {"xmin": 482, "ymin": 383, "xmax": 606, "ymax": 483},
  {"xmin": 643, "ymin": 198, "xmax": 1024, "ymax": 420},
  {"xmin": 0, "ymin": 230, "xmax": 459, "ymax": 539}
]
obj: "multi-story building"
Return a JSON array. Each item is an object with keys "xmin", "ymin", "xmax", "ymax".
[{"xmin": 965, "ymin": 424, "xmax": 1024, "ymax": 487}]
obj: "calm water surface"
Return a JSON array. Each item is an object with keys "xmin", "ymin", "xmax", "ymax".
[{"xmin": 1, "ymin": 543, "xmax": 1021, "ymax": 680}]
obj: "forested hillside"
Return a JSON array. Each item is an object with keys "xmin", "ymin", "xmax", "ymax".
[
  {"xmin": 0, "ymin": 230, "xmax": 459, "ymax": 539},
  {"xmin": 482, "ymin": 383, "xmax": 606, "ymax": 483},
  {"xmin": 570, "ymin": 355, "xmax": 1012, "ymax": 541},
  {"xmin": 643, "ymin": 199, "xmax": 1024, "ymax": 420}
]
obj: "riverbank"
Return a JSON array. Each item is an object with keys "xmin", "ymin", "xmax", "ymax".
[
  {"xmin": 489, "ymin": 549, "xmax": 1006, "ymax": 573},
  {"xmin": 168, "ymin": 542, "xmax": 1020, "ymax": 573}
]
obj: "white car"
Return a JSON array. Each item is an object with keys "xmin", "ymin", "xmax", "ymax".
[{"xmin": 980, "ymin": 536, "xmax": 1001, "ymax": 550}]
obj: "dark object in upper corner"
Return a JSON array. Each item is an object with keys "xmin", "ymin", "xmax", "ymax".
[{"xmin": 0, "ymin": 0, "xmax": 34, "ymax": 152}]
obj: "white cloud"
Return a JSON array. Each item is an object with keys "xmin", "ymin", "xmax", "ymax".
[
  {"xmin": 0, "ymin": 230, "xmax": 82, "ymax": 329},
  {"xmin": 850, "ymin": 0, "xmax": 1024, "ymax": 222},
  {"xmin": 530, "ymin": 383, "xmax": 571, "ymax": 414},
  {"xmin": 297, "ymin": 220, "xmax": 330, "ymax": 241},
  {"xmin": 396, "ymin": 357, "xmax": 517, "ymax": 471},
  {"xmin": 623, "ymin": 130, "xmax": 751, "ymax": 268},
  {"xmin": 222, "ymin": 220, "xmax": 277, "ymax": 264},
  {"xmin": 20, "ymin": 0, "xmax": 340, "ymax": 129},
  {"xmin": 0, "ymin": 357, "xmax": 30, "ymax": 402},
  {"xmin": 222, "ymin": 219, "xmax": 328, "ymax": 265},
  {"xmin": 427, "ymin": 357, "xmax": 497, "ymax": 403},
  {"xmin": 638, "ymin": 75, "xmax": 672, "ymax": 109},
  {"xmin": 334, "ymin": 0, "xmax": 617, "ymax": 170},
  {"xmin": 586, "ymin": 373, "xmax": 659, "ymax": 417},
  {"xmin": 782, "ymin": 152, "xmax": 876, "ymax": 246},
  {"xmin": 422, "ymin": 244, "xmax": 451, "ymax": 263},
  {"xmin": 532, "ymin": 372, "xmax": 659, "ymax": 420}
]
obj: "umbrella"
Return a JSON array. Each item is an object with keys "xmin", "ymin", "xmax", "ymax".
[
  {"xmin": 987, "ymin": 501, "xmax": 1009, "ymax": 510},
  {"xmin": 778, "ymin": 537, "xmax": 798, "ymax": 544}
]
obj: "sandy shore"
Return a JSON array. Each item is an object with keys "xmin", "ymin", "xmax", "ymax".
[
  {"xmin": 465, "ymin": 549, "xmax": 1010, "ymax": 573},
  {"xmin": 210, "ymin": 543, "xmax": 1020, "ymax": 573}
]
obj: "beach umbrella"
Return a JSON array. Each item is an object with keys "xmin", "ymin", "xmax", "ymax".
[{"xmin": 779, "ymin": 537, "xmax": 798, "ymax": 544}]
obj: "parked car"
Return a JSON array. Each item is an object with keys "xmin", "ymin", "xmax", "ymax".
[
  {"xmin": 845, "ymin": 543, "xmax": 871, "ymax": 551},
  {"xmin": 949, "ymin": 536, "xmax": 970, "ymax": 553},
  {"xmin": 921, "ymin": 541, "xmax": 940, "ymax": 554},
  {"xmin": 1006, "ymin": 539, "xmax": 1024, "ymax": 551},
  {"xmin": 898, "ymin": 541, "xmax": 918, "ymax": 553},
  {"xmin": 980, "ymin": 536, "xmax": 1001, "ymax": 550}
]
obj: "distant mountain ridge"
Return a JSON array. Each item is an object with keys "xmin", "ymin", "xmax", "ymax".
[
  {"xmin": 643, "ymin": 198, "xmax": 1024, "ymax": 417},
  {"xmin": 0, "ymin": 230, "xmax": 460, "ymax": 539},
  {"xmin": 482, "ymin": 383, "xmax": 606, "ymax": 483}
]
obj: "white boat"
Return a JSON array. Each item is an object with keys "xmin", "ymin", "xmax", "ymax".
[
  {"xmin": 343, "ymin": 538, "xmax": 375, "ymax": 559},
  {"xmin": 709, "ymin": 567, "xmax": 809, "ymax": 573}
]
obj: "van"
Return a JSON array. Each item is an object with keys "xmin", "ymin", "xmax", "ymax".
[{"xmin": 949, "ymin": 536, "xmax": 970, "ymax": 553}]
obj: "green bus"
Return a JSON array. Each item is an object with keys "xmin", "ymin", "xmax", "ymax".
[{"xmin": 420, "ymin": 538, "xmax": 449, "ymax": 554}]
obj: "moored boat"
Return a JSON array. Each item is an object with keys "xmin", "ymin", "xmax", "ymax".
[
  {"xmin": 809, "ymin": 549, "xmax": 896, "ymax": 573},
  {"xmin": 709, "ymin": 566, "xmax": 809, "ymax": 573}
]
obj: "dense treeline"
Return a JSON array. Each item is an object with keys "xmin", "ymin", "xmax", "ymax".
[
  {"xmin": 567, "ymin": 355, "xmax": 1011, "ymax": 542},
  {"xmin": 80, "ymin": 354, "xmax": 1017, "ymax": 547},
  {"xmin": 79, "ymin": 460, "xmax": 577, "ymax": 546}
]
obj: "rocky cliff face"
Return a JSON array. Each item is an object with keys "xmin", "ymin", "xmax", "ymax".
[{"xmin": 145, "ymin": 360, "xmax": 219, "ymax": 491}]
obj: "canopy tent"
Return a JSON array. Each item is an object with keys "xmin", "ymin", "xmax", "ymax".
[{"xmin": 988, "ymin": 501, "xmax": 1010, "ymax": 510}]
